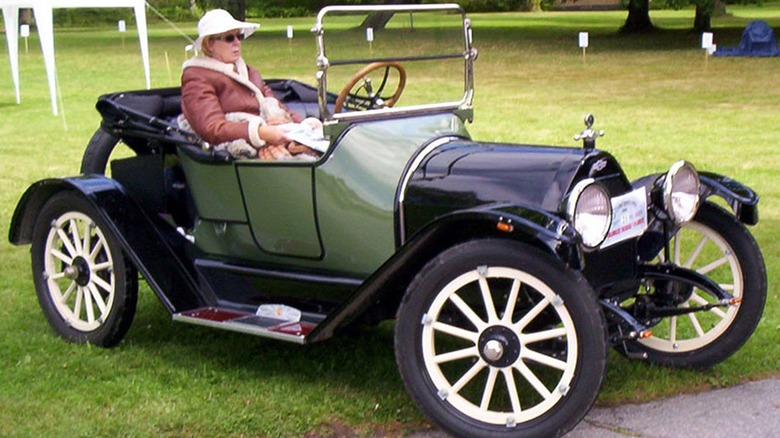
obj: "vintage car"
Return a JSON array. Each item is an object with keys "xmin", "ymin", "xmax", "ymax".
[{"xmin": 8, "ymin": 4, "xmax": 766, "ymax": 438}]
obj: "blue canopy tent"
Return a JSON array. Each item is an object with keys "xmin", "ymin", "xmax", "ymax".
[{"xmin": 715, "ymin": 20, "xmax": 780, "ymax": 57}]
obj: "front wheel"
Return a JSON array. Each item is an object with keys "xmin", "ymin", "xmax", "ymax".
[
  {"xmin": 31, "ymin": 191, "xmax": 138, "ymax": 347},
  {"xmin": 628, "ymin": 202, "xmax": 767, "ymax": 368},
  {"xmin": 395, "ymin": 240, "xmax": 607, "ymax": 438}
]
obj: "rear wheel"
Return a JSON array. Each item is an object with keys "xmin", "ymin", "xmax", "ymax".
[
  {"xmin": 627, "ymin": 202, "xmax": 766, "ymax": 368},
  {"xmin": 31, "ymin": 191, "xmax": 138, "ymax": 347},
  {"xmin": 80, "ymin": 128, "xmax": 121, "ymax": 174},
  {"xmin": 395, "ymin": 240, "xmax": 607, "ymax": 438}
]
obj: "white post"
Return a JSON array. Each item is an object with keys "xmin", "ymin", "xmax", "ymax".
[
  {"xmin": 118, "ymin": 19, "xmax": 126, "ymax": 47},
  {"xmin": 20, "ymin": 23, "xmax": 30, "ymax": 53},
  {"xmin": 134, "ymin": 2, "xmax": 151, "ymax": 89},
  {"xmin": 33, "ymin": 5, "xmax": 59, "ymax": 116},
  {"xmin": 578, "ymin": 32, "xmax": 589, "ymax": 61},
  {"xmin": 2, "ymin": 6, "xmax": 20, "ymax": 104}
]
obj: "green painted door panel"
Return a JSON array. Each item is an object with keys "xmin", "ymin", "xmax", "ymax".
[
  {"xmin": 237, "ymin": 164, "xmax": 322, "ymax": 258},
  {"xmin": 178, "ymin": 153, "xmax": 246, "ymax": 222}
]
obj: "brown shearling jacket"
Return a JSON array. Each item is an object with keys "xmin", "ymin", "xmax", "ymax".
[{"xmin": 181, "ymin": 56, "xmax": 302, "ymax": 147}]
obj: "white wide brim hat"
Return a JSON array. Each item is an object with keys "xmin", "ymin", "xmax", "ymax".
[{"xmin": 194, "ymin": 9, "xmax": 259, "ymax": 51}]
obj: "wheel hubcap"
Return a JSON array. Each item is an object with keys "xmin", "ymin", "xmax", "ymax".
[
  {"xmin": 483, "ymin": 340, "xmax": 503, "ymax": 361},
  {"xmin": 478, "ymin": 325, "xmax": 521, "ymax": 368},
  {"xmin": 69, "ymin": 256, "xmax": 91, "ymax": 286}
]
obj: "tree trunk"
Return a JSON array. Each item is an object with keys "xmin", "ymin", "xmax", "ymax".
[
  {"xmin": 621, "ymin": 0, "xmax": 654, "ymax": 33},
  {"xmin": 197, "ymin": 0, "xmax": 246, "ymax": 20},
  {"xmin": 713, "ymin": 0, "xmax": 727, "ymax": 17},
  {"xmin": 694, "ymin": 3, "xmax": 712, "ymax": 32},
  {"xmin": 20, "ymin": 8, "xmax": 33, "ymax": 25},
  {"xmin": 359, "ymin": 0, "xmax": 418, "ymax": 30},
  {"xmin": 225, "ymin": 0, "xmax": 246, "ymax": 21}
]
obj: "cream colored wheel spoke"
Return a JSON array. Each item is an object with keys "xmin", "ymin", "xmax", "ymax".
[
  {"xmin": 92, "ymin": 275, "xmax": 113, "ymax": 295},
  {"xmin": 68, "ymin": 219, "xmax": 83, "ymax": 254},
  {"xmin": 51, "ymin": 248, "xmax": 72, "ymax": 265},
  {"xmin": 92, "ymin": 261, "xmax": 112, "ymax": 272},
  {"xmin": 684, "ymin": 235, "xmax": 708, "ymax": 268},
  {"xmin": 697, "ymin": 255, "xmax": 729, "ymax": 275},
  {"xmin": 501, "ymin": 279, "xmax": 521, "ymax": 324},
  {"xmin": 434, "ymin": 347, "xmax": 479, "ymax": 364},
  {"xmin": 87, "ymin": 284, "xmax": 108, "ymax": 315},
  {"xmin": 431, "ymin": 321, "xmax": 479, "ymax": 343},
  {"xmin": 477, "ymin": 275, "xmax": 499, "ymax": 323},
  {"xmin": 522, "ymin": 348, "xmax": 568, "ymax": 371},
  {"xmin": 83, "ymin": 286, "xmax": 96, "ymax": 323},
  {"xmin": 480, "ymin": 367, "xmax": 499, "ymax": 410},
  {"xmin": 690, "ymin": 292, "xmax": 727, "ymax": 318},
  {"xmin": 449, "ymin": 294, "xmax": 486, "ymax": 331},
  {"xmin": 522, "ymin": 327, "xmax": 567, "ymax": 344},
  {"xmin": 61, "ymin": 282, "xmax": 76, "ymax": 304},
  {"xmin": 73, "ymin": 285, "xmax": 83, "ymax": 318},
  {"xmin": 512, "ymin": 298, "xmax": 550, "ymax": 333},
  {"xmin": 502, "ymin": 368, "xmax": 522, "ymax": 414},
  {"xmin": 56, "ymin": 227, "xmax": 78, "ymax": 257},
  {"xmin": 450, "ymin": 360, "xmax": 486, "ymax": 395},
  {"xmin": 516, "ymin": 361, "xmax": 553, "ymax": 399}
]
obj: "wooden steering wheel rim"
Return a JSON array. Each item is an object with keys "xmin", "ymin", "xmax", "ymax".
[{"xmin": 334, "ymin": 61, "xmax": 407, "ymax": 113}]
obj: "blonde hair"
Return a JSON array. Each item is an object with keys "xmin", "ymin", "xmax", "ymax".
[{"xmin": 201, "ymin": 37, "xmax": 213, "ymax": 57}]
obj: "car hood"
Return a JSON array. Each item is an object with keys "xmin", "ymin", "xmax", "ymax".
[{"xmin": 405, "ymin": 140, "xmax": 591, "ymax": 213}]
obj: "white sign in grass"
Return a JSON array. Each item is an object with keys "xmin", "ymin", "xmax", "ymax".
[
  {"xmin": 579, "ymin": 32, "xmax": 589, "ymax": 60},
  {"xmin": 20, "ymin": 24, "xmax": 30, "ymax": 53},
  {"xmin": 701, "ymin": 32, "xmax": 713, "ymax": 49},
  {"xmin": 578, "ymin": 32, "xmax": 589, "ymax": 48}
]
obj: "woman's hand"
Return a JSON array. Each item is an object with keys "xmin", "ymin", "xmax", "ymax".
[
  {"xmin": 257, "ymin": 125, "xmax": 289, "ymax": 145},
  {"xmin": 258, "ymin": 144, "xmax": 292, "ymax": 160}
]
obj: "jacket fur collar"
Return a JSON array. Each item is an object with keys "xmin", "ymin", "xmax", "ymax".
[{"xmin": 182, "ymin": 56, "xmax": 266, "ymax": 108}]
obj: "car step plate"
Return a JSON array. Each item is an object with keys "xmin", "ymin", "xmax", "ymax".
[{"xmin": 173, "ymin": 307, "xmax": 315, "ymax": 344}]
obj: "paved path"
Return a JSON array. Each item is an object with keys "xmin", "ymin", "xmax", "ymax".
[{"xmin": 407, "ymin": 378, "xmax": 780, "ymax": 437}]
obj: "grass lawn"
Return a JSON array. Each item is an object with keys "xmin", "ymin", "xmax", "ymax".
[{"xmin": 1, "ymin": 5, "xmax": 779, "ymax": 437}]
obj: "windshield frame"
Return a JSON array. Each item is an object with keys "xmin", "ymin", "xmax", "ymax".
[{"xmin": 312, "ymin": 3, "xmax": 476, "ymax": 123}]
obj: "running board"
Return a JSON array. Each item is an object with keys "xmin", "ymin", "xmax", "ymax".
[{"xmin": 173, "ymin": 307, "xmax": 316, "ymax": 344}]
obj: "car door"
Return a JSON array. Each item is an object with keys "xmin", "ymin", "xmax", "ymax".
[{"xmin": 236, "ymin": 163, "xmax": 322, "ymax": 259}]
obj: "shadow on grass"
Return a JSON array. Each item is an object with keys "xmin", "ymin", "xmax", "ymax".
[{"xmin": 124, "ymin": 294, "xmax": 407, "ymax": 399}]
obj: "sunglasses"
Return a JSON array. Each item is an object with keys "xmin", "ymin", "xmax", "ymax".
[{"xmin": 212, "ymin": 33, "xmax": 245, "ymax": 43}]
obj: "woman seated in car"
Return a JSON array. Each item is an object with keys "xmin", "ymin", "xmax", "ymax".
[{"xmin": 180, "ymin": 9, "xmax": 320, "ymax": 160}]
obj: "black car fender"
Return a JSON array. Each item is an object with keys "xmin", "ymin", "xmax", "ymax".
[
  {"xmin": 308, "ymin": 204, "xmax": 582, "ymax": 342},
  {"xmin": 631, "ymin": 171, "xmax": 759, "ymax": 225},
  {"xmin": 9, "ymin": 176, "xmax": 210, "ymax": 313}
]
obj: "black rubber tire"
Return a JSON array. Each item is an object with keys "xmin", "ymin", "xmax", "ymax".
[
  {"xmin": 80, "ymin": 128, "xmax": 121, "ymax": 174},
  {"xmin": 31, "ymin": 191, "xmax": 138, "ymax": 347},
  {"xmin": 628, "ymin": 202, "xmax": 767, "ymax": 368},
  {"xmin": 395, "ymin": 239, "xmax": 607, "ymax": 438}
]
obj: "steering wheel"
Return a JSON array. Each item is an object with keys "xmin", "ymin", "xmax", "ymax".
[{"xmin": 334, "ymin": 62, "xmax": 406, "ymax": 113}]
